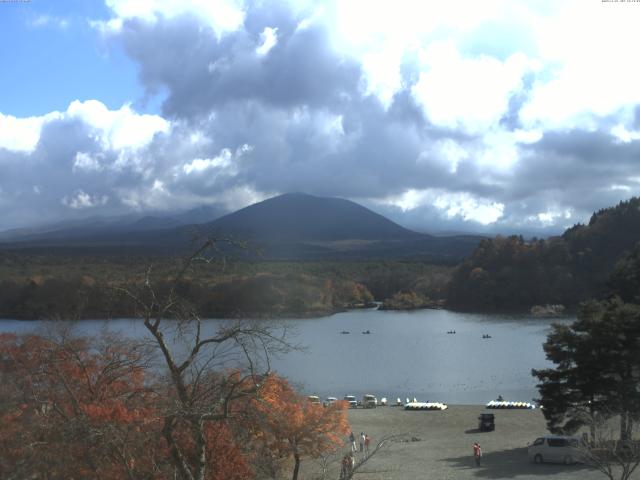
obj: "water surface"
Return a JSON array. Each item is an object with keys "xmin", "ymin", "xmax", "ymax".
[{"xmin": 0, "ymin": 309, "xmax": 570, "ymax": 405}]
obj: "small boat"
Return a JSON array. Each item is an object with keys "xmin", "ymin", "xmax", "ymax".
[
  {"xmin": 362, "ymin": 330, "xmax": 371, "ymax": 334},
  {"xmin": 446, "ymin": 330, "xmax": 456, "ymax": 334},
  {"xmin": 340, "ymin": 331, "xmax": 350, "ymax": 334},
  {"xmin": 482, "ymin": 334, "xmax": 492, "ymax": 339}
]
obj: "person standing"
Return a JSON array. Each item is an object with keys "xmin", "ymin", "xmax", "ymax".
[
  {"xmin": 473, "ymin": 442, "xmax": 482, "ymax": 466},
  {"xmin": 349, "ymin": 452, "xmax": 355, "ymax": 474},
  {"xmin": 350, "ymin": 431, "xmax": 356, "ymax": 453},
  {"xmin": 364, "ymin": 434, "xmax": 371, "ymax": 456},
  {"xmin": 360, "ymin": 432, "xmax": 365, "ymax": 453},
  {"xmin": 341, "ymin": 455, "xmax": 348, "ymax": 479}
]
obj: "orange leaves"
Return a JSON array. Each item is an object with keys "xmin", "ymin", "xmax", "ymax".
[
  {"xmin": 1, "ymin": 334, "xmax": 351, "ymax": 480},
  {"xmin": 0, "ymin": 332, "xmax": 162, "ymax": 479},
  {"xmin": 203, "ymin": 423, "xmax": 253, "ymax": 480},
  {"xmin": 252, "ymin": 374, "xmax": 351, "ymax": 459}
]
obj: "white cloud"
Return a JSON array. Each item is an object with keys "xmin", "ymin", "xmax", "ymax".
[
  {"xmin": 428, "ymin": 139, "xmax": 469, "ymax": 174},
  {"xmin": 256, "ymin": 27, "xmax": 278, "ymax": 56},
  {"xmin": 183, "ymin": 150, "xmax": 232, "ymax": 174},
  {"xmin": 182, "ymin": 144, "xmax": 251, "ymax": 175},
  {"xmin": 477, "ymin": 130, "xmax": 520, "ymax": 171},
  {"xmin": 412, "ymin": 42, "xmax": 531, "ymax": 133},
  {"xmin": 384, "ymin": 189, "xmax": 429, "ymax": 212},
  {"xmin": 73, "ymin": 152, "xmax": 104, "ymax": 172},
  {"xmin": 521, "ymin": 0, "xmax": 640, "ymax": 130},
  {"xmin": 62, "ymin": 190, "xmax": 109, "ymax": 209},
  {"xmin": 66, "ymin": 100, "xmax": 169, "ymax": 150},
  {"xmin": 0, "ymin": 111, "xmax": 62, "ymax": 153},
  {"xmin": 328, "ymin": 0, "xmax": 543, "ymax": 107},
  {"xmin": 528, "ymin": 208, "xmax": 573, "ymax": 227},
  {"xmin": 434, "ymin": 192, "xmax": 504, "ymax": 225},
  {"xmin": 0, "ymin": 101, "xmax": 169, "ymax": 154},
  {"xmin": 381, "ymin": 189, "xmax": 504, "ymax": 225},
  {"xmin": 102, "ymin": 0, "xmax": 245, "ymax": 35},
  {"xmin": 611, "ymin": 124, "xmax": 640, "ymax": 143},
  {"xmin": 609, "ymin": 185, "xmax": 631, "ymax": 192}
]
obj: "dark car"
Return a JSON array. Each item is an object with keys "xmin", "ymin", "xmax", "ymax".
[{"xmin": 478, "ymin": 413, "xmax": 495, "ymax": 432}]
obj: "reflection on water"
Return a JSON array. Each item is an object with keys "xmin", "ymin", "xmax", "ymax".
[{"xmin": 0, "ymin": 309, "xmax": 572, "ymax": 405}]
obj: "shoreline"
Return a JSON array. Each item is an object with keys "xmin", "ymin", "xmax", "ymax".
[{"xmin": 0, "ymin": 304, "xmax": 575, "ymax": 322}]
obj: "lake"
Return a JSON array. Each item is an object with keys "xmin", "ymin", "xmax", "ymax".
[{"xmin": 0, "ymin": 308, "xmax": 570, "ymax": 405}]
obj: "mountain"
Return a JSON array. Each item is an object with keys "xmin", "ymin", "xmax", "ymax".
[
  {"xmin": 0, "ymin": 193, "xmax": 482, "ymax": 261},
  {"xmin": 0, "ymin": 206, "xmax": 224, "ymax": 243},
  {"xmin": 205, "ymin": 193, "xmax": 422, "ymax": 241}
]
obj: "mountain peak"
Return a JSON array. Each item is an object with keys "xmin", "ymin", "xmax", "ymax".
[{"xmin": 209, "ymin": 193, "xmax": 424, "ymax": 241}]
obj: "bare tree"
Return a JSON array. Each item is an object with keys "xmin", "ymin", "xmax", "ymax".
[
  {"xmin": 118, "ymin": 238, "xmax": 293, "ymax": 480},
  {"xmin": 311, "ymin": 445, "xmax": 342, "ymax": 480},
  {"xmin": 578, "ymin": 409, "xmax": 640, "ymax": 480},
  {"xmin": 324, "ymin": 433, "xmax": 410, "ymax": 480}
]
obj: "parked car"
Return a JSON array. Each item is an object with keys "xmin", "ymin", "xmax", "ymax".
[
  {"xmin": 362, "ymin": 394, "xmax": 378, "ymax": 408},
  {"xmin": 528, "ymin": 435, "xmax": 583, "ymax": 464},
  {"xmin": 324, "ymin": 397, "xmax": 337, "ymax": 407},
  {"xmin": 344, "ymin": 395, "xmax": 358, "ymax": 408},
  {"xmin": 478, "ymin": 412, "xmax": 495, "ymax": 432},
  {"xmin": 308, "ymin": 395, "xmax": 321, "ymax": 405}
]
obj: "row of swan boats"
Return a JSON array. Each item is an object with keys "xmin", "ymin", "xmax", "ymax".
[
  {"xmin": 486, "ymin": 400, "xmax": 536, "ymax": 409},
  {"xmin": 404, "ymin": 401, "xmax": 449, "ymax": 411}
]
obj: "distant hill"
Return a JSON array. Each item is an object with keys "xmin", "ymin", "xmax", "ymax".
[
  {"xmin": 447, "ymin": 197, "xmax": 640, "ymax": 311},
  {"xmin": 0, "ymin": 206, "xmax": 224, "ymax": 243},
  {"xmin": 0, "ymin": 193, "xmax": 482, "ymax": 261}
]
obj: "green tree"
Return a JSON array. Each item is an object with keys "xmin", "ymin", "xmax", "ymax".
[{"xmin": 533, "ymin": 299, "xmax": 640, "ymax": 442}]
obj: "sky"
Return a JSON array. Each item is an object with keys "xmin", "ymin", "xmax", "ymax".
[{"xmin": 1, "ymin": 0, "xmax": 640, "ymax": 235}]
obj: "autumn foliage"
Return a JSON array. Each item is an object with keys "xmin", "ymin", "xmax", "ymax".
[
  {"xmin": 0, "ymin": 331, "xmax": 165, "ymax": 479},
  {"xmin": 0, "ymin": 332, "xmax": 350, "ymax": 479},
  {"xmin": 249, "ymin": 375, "xmax": 350, "ymax": 479}
]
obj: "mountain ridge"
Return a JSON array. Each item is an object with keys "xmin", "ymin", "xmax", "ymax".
[{"xmin": 0, "ymin": 193, "xmax": 481, "ymax": 261}]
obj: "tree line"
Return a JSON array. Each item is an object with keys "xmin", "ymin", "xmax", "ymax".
[
  {"xmin": 0, "ymin": 257, "xmax": 453, "ymax": 319},
  {"xmin": 448, "ymin": 197, "xmax": 640, "ymax": 311}
]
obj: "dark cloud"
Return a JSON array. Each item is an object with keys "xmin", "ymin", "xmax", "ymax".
[
  {"xmin": 2, "ymin": 2, "xmax": 640, "ymax": 236},
  {"xmin": 119, "ymin": 9, "xmax": 360, "ymax": 119}
]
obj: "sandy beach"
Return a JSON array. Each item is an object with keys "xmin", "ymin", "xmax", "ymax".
[{"xmin": 301, "ymin": 405, "xmax": 633, "ymax": 480}]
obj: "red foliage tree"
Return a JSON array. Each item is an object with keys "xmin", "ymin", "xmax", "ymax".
[
  {"xmin": 249, "ymin": 375, "xmax": 350, "ymax": 480},
  {"xmin": 0, "ymin": 331, "xmax": 164, "ymax": 479}
]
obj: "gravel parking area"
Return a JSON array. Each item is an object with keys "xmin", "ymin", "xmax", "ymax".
[{"xmin": 301, "ymin": 405, "xmax": 631, "ymax": 479}]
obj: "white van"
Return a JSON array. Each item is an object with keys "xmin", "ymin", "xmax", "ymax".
[
  {"xmin": 344, "ymin": 395, "xmax": 358, "ymax": 408},
  {"xmin": 362, "ymin": 394, "xmax": 378, "ymax": 408},
  {"xmin": 528, "ymin": 435, "xmax": 583, "ymax": 464}
]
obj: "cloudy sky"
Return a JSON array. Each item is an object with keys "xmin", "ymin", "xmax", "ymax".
[{"xmin": 1, "ymin": 0, "xmax": 640, "ymax": 235}]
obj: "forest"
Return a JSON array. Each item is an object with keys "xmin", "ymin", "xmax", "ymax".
[
  {"xmin": 0, "ymin": 255, "xmax": 452, "ymax": 320},
  {"xmin": 447, "ymin": 197, "xmax": 640, "ymax": 312}
]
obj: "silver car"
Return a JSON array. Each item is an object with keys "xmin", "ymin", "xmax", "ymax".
[{"xmin": 528, "ymin": 435, "xmax": 583, "ymax": 464}]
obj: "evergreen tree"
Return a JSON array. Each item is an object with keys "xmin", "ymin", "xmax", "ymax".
[{"xmin": 533, "ymin": 299, "xmax": 640, "ymax": 441}]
